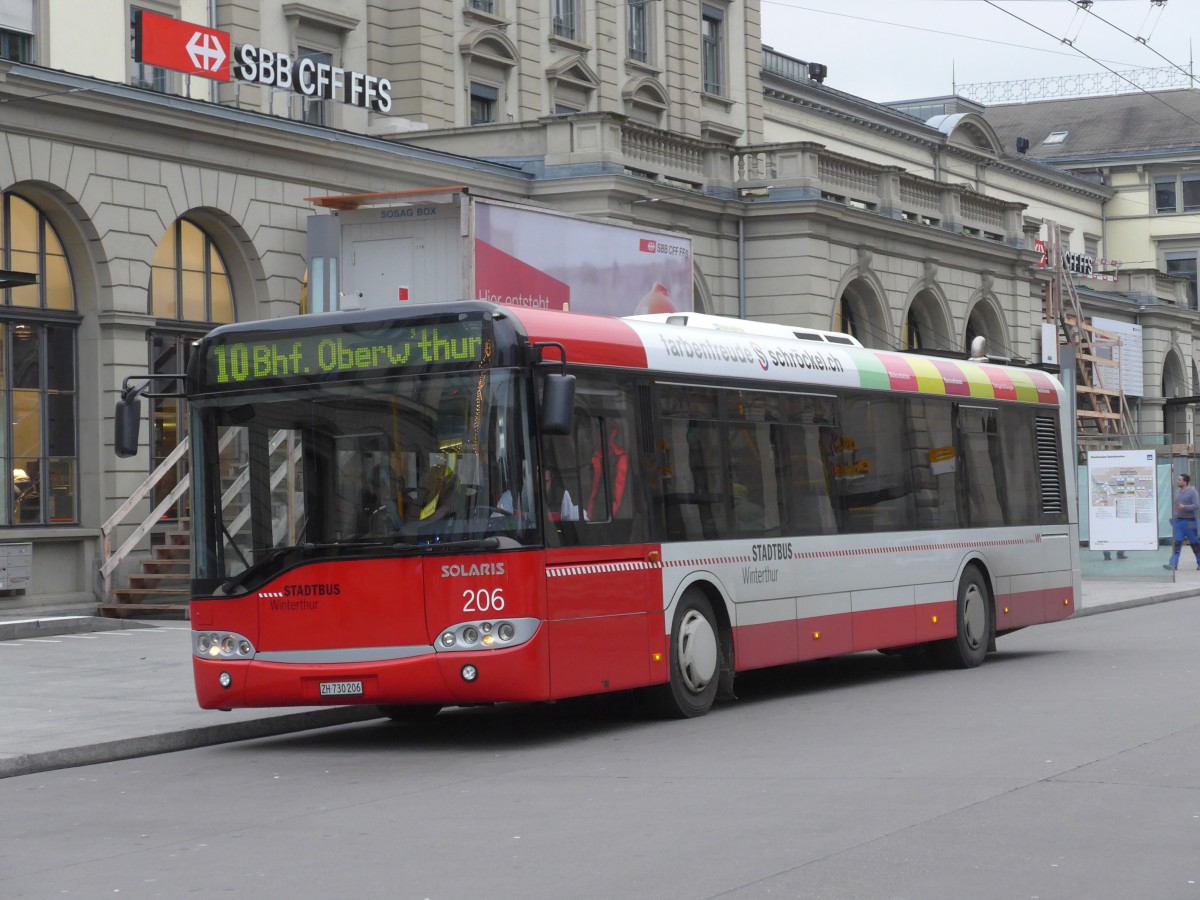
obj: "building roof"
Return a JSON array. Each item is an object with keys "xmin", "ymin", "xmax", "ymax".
[{"xmin": 981, "ymin": 89, "xmax": 1200, "ymax": 163}]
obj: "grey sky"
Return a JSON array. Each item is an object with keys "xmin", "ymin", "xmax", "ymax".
[{"xmin": 760, "ymin": 0, "xmax": 1199, "ymax": 105}]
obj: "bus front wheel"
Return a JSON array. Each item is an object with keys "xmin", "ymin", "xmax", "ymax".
[
  {"xmin": 936, "ymin": 567, "xmax": 992, "ymax": 669},
  {"xmin": 649, "ymin": 590, "xmax": 721, "ymax": 718}
]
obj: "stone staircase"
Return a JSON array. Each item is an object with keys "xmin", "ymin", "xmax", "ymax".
[{"xmin": 97, "ymin": 520, "xmax": 191, "ymax": 619}]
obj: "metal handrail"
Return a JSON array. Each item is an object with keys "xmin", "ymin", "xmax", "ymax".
[
  {"xmin": 98, "ymin": 429, "xmax": 301, "ymax": 600},
  {"xmin": 99, "ymin": 437, "xmax": 190, "ymax": 598}
]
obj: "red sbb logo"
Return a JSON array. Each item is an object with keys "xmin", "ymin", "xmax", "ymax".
[
  {"xmin": 639, "ymin": 238, "xmax": 688, "ymax": 258},
  {"xmin": 134, "ymin": 10, "xmax": 231, "ymax": 82}
]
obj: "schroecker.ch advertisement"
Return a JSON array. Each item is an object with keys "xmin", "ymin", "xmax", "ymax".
[{"xmin": 473, "ymin": 201, "xmax": 693, "ymax": 318}]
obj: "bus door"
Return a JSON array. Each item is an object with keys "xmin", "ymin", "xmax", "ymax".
[{"xmin": 541, "ymin": 395, "xmax": 657, "ymax": 699}]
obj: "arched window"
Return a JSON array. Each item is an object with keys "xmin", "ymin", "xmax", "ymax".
[
  {"xmin": 149, "ymin": 219, "xmax": 233, "ymax": 323},
  {"xmin": 0, "ymin": 192, "xmax": 78, "ymax": 525}
]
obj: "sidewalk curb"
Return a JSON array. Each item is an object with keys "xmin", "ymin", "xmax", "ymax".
[
  {"xmin": 0, "ymin": 616, "xmax": 152, "ymax": 642},
  {"xmin": 0, "ymin": 706, "xmax": 382, "ymax": 780},
  {"xmin": 1073, "ymin": 587, "xmax": 1200, "ymax": 618}
]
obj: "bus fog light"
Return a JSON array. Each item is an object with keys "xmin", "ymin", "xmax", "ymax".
[
  {"xmin": 461, "ymin": 664, "xmax": 478, "ymax": 682},
  {"xmin": 218, "ymin": 672, "xmax": 232, "ymax": 688},
  {"xmin": 497, "ymin": 622, "xmax": 515, "ymax": 641}
]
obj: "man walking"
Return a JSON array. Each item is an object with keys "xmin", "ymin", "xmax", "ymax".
[{"xmin": 1165, "ymin": 473, "xmax": 1200, "ymax": 570}]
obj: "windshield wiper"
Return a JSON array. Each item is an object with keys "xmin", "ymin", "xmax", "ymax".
[
  {"xmin": 219, "ymin": 543, "xmax": 315, "ymax": 594},
  {"xmin": 407, "ymin": 537, "xmax": 501, "ymax": 553}
]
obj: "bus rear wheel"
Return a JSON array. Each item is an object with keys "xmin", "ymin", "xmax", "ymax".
[
  {"xmin": 935, "ymin": 567, "xmax": 992, "ymax": 669},
  {"xmin": 649, "ymin": 590, "xmax": 721, "ymax": 718}
]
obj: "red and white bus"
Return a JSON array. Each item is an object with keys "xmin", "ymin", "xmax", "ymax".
[{"xmin": 120, "ymin": 300, "xmax": 1078, "ymax": 718}]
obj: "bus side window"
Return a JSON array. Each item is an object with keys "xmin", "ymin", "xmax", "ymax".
[
  {"xmin": 542, "ymin": 414, "xmax": 594, "ymax": 547},
  {"xmin": 906, "ymin": 398, "xmax": 960, "ymax": 530},
  {"xmin": 956, "ymin": 405, "xmax": 1005, "ymax": 528},
  {"xmin": 725, "ymin": 391, "xmax": 782, "ymax": 537},
  {"xmin": 834, "ymin": 395, "xmax": 917, "ymax": 533},
  {"xmin": 775, "ymin": 394, "xmax": 839, "ymax": 536},
  {"xmin": 658, "ymin": 384, "xmax": 725, "ymax": 541}
]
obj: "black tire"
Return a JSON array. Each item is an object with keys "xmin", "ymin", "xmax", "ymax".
[
  {"xmin": 377, "ymin": 704, "xmax": 442, "ymax": 723},
  {"xmin": 648, "ymin": 590, "xmax": 722, "ymax": 718},
  {"xmin": 935, "ymin": 566, "xmax": 992, "ymax": 669}
]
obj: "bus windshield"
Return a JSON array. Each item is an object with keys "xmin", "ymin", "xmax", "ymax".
[{"xmin": 189, "ymin": 367, "xmax": 535, "ymax": 593}]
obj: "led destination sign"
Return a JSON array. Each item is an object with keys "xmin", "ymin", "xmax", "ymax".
[{"xmin": 204, "ymin": 321, "xmax": 485, "ymax": 388}]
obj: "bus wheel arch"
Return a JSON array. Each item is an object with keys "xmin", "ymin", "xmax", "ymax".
[{"xmin": 936, "ymin": 561, "xmax": 994, "ymax": 669}]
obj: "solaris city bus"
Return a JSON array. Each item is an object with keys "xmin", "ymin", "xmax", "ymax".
[{"xmin": 115, "ymin": 300, "xmax": 1079, "ymax": 718}]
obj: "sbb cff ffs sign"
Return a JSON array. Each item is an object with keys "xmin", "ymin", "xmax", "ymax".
[{"xmin": 133, "ymin": 10, "xmax": 393, "ymax": 113}]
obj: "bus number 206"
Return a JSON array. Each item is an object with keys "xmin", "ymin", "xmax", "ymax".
[{"xmin": 463, "ymin": 588, "xmax": 505, "ymax": 613}]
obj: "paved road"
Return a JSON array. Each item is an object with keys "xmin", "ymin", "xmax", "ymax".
[{"xmin": 2, "ymin": 599, "xmax": 1198, "ymax": 899}]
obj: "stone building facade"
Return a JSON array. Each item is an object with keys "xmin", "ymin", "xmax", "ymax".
[{"xmin": 0, "ymin": 2, "xmax": 1187, "ymax": 611}]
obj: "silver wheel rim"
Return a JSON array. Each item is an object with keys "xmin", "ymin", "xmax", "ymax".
[
  {"xmin": 677, "ymin": 609, "xmax": 718, "ymax": 694},
  {"xmin": 962, "ymin": 582, "xmax": 986, "ymax": 650}
]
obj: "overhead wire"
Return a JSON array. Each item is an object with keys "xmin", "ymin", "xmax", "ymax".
[
  {"xmin": 1073, "ymin": 0, "xmax": 1193, "ymax": 84},
  {"xmin": 981, "ymin": 0, "xmax": 1200, "ymax": 130},
  {"xmin": 759, "ymin": 0, "xmax": 1152, "ymax": 69}
]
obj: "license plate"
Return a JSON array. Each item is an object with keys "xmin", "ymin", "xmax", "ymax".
[{"xmin": 319, "ymin": 680, "xmax": 363, "ymax": 697}]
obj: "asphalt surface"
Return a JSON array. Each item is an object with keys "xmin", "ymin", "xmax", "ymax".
[{"xmin": 1, "ymin": 565, "xmax": 1196, "ymax": 780}]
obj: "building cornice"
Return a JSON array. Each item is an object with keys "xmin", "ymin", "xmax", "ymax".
[
  {"xmin": 762, "ymin": 81, "xmax": 1111, "ymax": 201},
  {"xmin": 0, "ymin": 62, "xmax": 532, "ymax": 186}
]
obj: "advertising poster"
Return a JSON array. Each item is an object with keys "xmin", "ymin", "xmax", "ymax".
[
  {"xmin": 473, "ymin": 202, "xmax": 693, "ymax": 317},
  {"xmin": 1090, "ymin": 316, "xmax": 1143, "ymax": 398},
  {"xmin": 1087, "ymin": 449, "xmax": 1159, "ymax": 552}
]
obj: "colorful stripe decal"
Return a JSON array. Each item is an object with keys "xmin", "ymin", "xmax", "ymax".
[
  {"xmin": 508, "ymin": 309, "xmax": 1061, "ymax": 407},
  {"xmin": 981, "ymin": 365, "xmax": 1017, "ymax": 402},
  {"xmin": 858, "ymin": 351, "xmax": 1057, "ymax": 404},
  {"xmin": 854, "ymin": 352, "xmax": 891, "ymax": 391},
  {"xmin": 906, "ymin": 356, "xmax": 946, "ymax": 394},
  {"xmin": 1005, "ymin": 368, "xmax": 1042, "ymax": 404},
  {"xmin": 929, "ymin": 359, "xmax": 973, "ymax": 397},
  {"xmin": 1026, "ymin": 369, "xmax": 1061, "ymax": 404},
  {"xmin": 874, "ymin": 353, "xmax": 917, "ymax": 392}
]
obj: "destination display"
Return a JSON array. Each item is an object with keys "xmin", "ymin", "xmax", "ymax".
[{"xmin": 202, "ymin": 320, "xmax": 486, "ymax": 388}]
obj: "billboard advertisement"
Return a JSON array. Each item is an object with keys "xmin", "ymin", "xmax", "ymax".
[
  {"xmin": 1087, "ymin": 449, "xmax": 1159, "ymax": 552},
  {"xmin": 473, "ymin": 202, "xmax": 692, "ymax": 317},
  {"xmin": 1090, "ymin": 316, "xmax": 1144, "ymax": 398}
]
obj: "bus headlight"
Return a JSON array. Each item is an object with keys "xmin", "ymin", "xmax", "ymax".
[
  {"xmin": 193, "ymin": 630, "xmax": 256, "ymax": 660},
  {"xmin": 434, "ymin": 618, "xmax": 538, "ymax": 652}
]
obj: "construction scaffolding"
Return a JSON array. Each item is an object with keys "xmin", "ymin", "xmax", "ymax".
[{"xmin": 1041, "ymin": 221, "xmax": 1135, "ymax": 449}]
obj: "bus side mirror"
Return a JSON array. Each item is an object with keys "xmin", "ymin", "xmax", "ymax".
[
  {"xmin": 541, "ymin": 372, "xmax": 575, "ymax": 436},
  {"xmin": 115, "ymin": 395, "xmax": 142, "ymax": 458}
]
